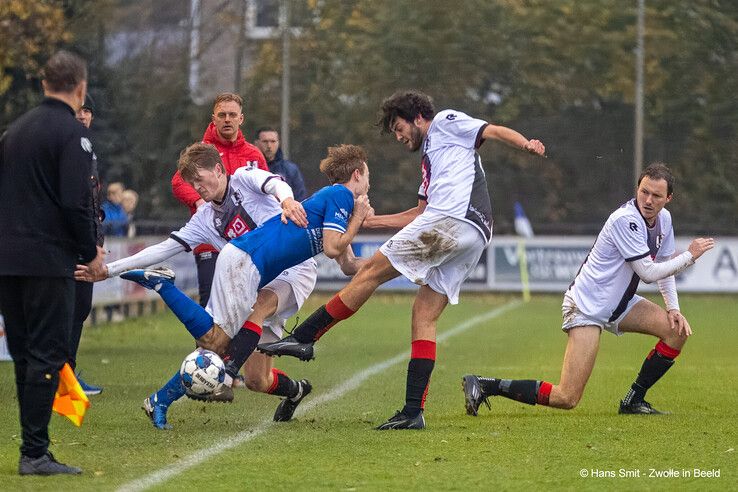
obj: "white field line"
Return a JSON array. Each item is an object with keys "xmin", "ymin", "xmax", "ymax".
[{"xmin": 117, "ymin": 299, "xmax": 523, "ymax": 492}]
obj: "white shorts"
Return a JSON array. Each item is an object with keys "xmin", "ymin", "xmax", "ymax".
[
  {"xmin": 379, "ymin": 213, "xmax": 486, "ymax": 304},
  {"xmin": 561, "ymin": 291, "xmax": 644, "ymax": 336},
  {"xmin": 206, "ymin": 243, "xmax": 261, "ymax": 339},
  {"xmin": 260, "ymin": 259, "xmax": 318, "ymax": 342}
]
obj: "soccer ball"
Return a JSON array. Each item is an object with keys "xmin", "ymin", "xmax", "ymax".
[{"xmin": 179, "ymin": 348, "xmax": 226, "ymax": 396}]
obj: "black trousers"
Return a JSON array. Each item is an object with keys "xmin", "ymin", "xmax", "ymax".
[
  {"xmin": 195, "ymin": 250, "xmax": 218, "ymax": 307},
  {"xmin": 68, "ymin": 280, "xmax": 93, "ymax": 370},
  {"xmin": 0, "ymin": 275, "xmax": 74, "ymax": 458}
]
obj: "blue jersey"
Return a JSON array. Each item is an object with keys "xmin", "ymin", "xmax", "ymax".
[{"xmin": 230, "ymin": 184, "xmax": 354, "ymax": 287}]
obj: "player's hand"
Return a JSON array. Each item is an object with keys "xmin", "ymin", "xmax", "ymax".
[
  {"xmin": 687, "ymin": 237, "xmax": 715, "ymax": 260},
  {"xmin": 353, "ymin": 195, "xmax": 373, "ymax": 220},
  {"xmin": 524, "ymin": 139, "xmax": 546, "ymax": 156},
  {"xmin": 280, "ymin": 197, "xmax": 308, "ymax": 227},
  {"xmin": 79, "ymin": 246, "xmax": 107, "ymax": 282},
  {"xmin": 75, "ymin": 263, "xmax": 109, "ymax": 282},
  {"xmin": 667, "ymin": 309, "xmax": 692, "ymax": 337}
]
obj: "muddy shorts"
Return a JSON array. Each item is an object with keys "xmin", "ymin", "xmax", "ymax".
[{"xmin": 379, "ymin": 213, "xmax": 486, "ymax": 304}]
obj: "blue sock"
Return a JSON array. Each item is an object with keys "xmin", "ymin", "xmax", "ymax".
[
  {"xmin": 157, "ymin": 282, "xmax": 213, "ymax": 339},
  {"xmin": 153, "ymin": 371, "xmax": 186, "ymax": 407}
]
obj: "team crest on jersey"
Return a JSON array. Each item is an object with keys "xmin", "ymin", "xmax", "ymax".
[
  {"xmin": 655, "ymin": 233, "xmax": 663, "ymax": 249},
  {"xmin": 231, "ymin": 189, "xmax": 244, "ymax": 206},
  {"xmin": 80, "ymin": 137, "xmax": 92, "ymax": 153}
]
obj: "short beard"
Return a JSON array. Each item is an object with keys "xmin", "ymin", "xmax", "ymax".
[{"xmin": 409, "ymin": 125, "xmax": 423, "ymax": 152}]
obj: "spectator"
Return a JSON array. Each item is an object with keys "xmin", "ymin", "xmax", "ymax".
[
  {"xmin": 255, "ymin": 127, "xmax": 308, "ymax": 201},
  {"xmin": 171, "ymin": 92, "xmax": 268, "ymax": 307},
  {"xmin": 0, "ymin": 50, "xmax": 103, "ymax": 475},
  {"xmin": 68, "ymin": 95, "xmax": 105, "ymax": 396},
  {"xmin": 121, "ymin": 189, "xmax": 139, "ymax": 238},
  {"xmin": 101, "ymin": 182, "xmax": 128, "ymax": 236}
]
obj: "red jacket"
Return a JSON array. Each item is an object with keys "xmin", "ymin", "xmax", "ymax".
[{"xmin": 171, "ymin": 123, "xmax": 268, "ymax": 254}]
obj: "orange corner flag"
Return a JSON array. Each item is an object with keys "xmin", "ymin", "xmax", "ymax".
[{"xmin": 52, "ymin": 363, "xmax": 90, "ymax": 427}]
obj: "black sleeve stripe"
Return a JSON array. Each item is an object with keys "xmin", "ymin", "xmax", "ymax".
[
  {"xmin": 261, "ymin": 175, "xmax": 284, "ymax": 194},
  {"xmin": 169, "ymin": 233, "xmax": 191, "ymax": 252},
  {"xmin": 417, "ymin": 193, "xmax": 427, "ymax": 201},
  {"xmin": 625, "ymin": 251, "xmax": 650, "ymax": 262},
  {"xmin": 475, "ymin": 123, "xmax": 489, "ymax": 149}
]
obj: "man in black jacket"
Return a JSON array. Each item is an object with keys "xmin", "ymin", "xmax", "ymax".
[
  {"xmin": 0, "ymin": 50, "xmax": 104, "ymax": 476},
  {"xmin": 255, "ymin": 127, "xmax": 308, "ymax": 201}
]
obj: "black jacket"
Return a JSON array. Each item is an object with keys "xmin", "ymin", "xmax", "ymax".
[
  {"xmin": 267, "ymin": 148, "xmax": 308, "ymax": 201},
  {"xmin": 0, "ymin": 97, "xmax": 98, "ymax": 277}
]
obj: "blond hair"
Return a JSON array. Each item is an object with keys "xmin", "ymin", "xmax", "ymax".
[{"xmin": 319, "ymin": 145, "xmax": 367, "ymax": 184}]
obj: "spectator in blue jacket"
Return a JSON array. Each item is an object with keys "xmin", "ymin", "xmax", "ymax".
[
  {"xmin": 101, "ymin": 182, "xmax": 128, "ymax": 236},
  {"xmin": 254, "ymin": 127, "xmax": 308, "ymax": 201}
]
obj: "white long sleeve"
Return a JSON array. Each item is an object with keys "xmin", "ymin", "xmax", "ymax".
[
  {"xmin": 263, "ymin": 177, "xmax": 294, "ymax": 203},
  {"xmin": 106, "ymin": 238, "xmax": 185, "ymax": 277},
  {"xmin": 630, "ymin": 251, "xmax": 694, "ymax": 284},
  {"xmin": 657, "ymin": 275, "xmax": 680, "ymax": 311}
]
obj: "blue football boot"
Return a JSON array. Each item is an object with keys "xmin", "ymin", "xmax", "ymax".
[
  {"xmin": 120, "ymin": 267, "xmax": 175, "ymax": 291},
  {"xmin": 142, "ymin": 395, "xmax": 173, "ymax": 430}
]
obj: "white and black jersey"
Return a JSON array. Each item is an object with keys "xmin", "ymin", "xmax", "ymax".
[
  {"xmin": 569, "ymin": 199, "xmax": 675, "ymax": 323},
  {"xmin": 419, "ymin": 109, "xmax": 493, "ymax": 242},
  {"xmin": 169, "ymin": 167, "xmax": 284, "ymax": 251}
]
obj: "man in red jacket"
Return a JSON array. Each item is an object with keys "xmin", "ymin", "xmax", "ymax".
[{"xmin": 171, "ymin": 93, "xmax": 268, "ymax": 307}]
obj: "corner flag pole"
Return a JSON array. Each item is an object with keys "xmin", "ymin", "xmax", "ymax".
[{"xmin": 513, "ymin": 202, "xmax": 533, "ymax": 303}]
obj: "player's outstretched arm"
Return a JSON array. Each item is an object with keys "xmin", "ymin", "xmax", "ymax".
[
  {"xmin": 334, "ymin": 245, "xmax": 367, "ymax": 276},
  {"xmin": 482, "ymin": 124, "xmax": 545, "ymax": 156},
  {"xmin": 363, "ymin": 199, "xmax": 426, "ymax": 230},
  {"xmin": 323, "ymin": 195, "xmax": 373, "ymax": 259},
  {"xmin": 631, "ymin": 237, "xmax": 715, "ymax": 283},
  {"xmin": 74, "ymin": 238, "xmax": 186, "ymax": 282}
]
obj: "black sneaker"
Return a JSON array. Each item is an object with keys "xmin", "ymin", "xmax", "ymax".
[
  {"xmin": 462, "ymin": 374, "xmax": 491, "ymax": 416},
  {"xmin": 257, "ymin": 335, "xmax": 314, "ymax": 361},
  {"xmin": 185, "ymin": 383, "xmax": 234, "ymax": 403},
  {"xmin": 273, "ymin": 379, "xmax": 312, "ymax": 422},
  {"xmin": 19, "ymin": 452, "xmax": 82, "ymax": 476},
  {"xmin": 618, "ymin": 399, "xmax": 669, "ymax": 415},
  {"xmin": 375, "ymin": 410, "xmax": 426, "ymax": 430}
]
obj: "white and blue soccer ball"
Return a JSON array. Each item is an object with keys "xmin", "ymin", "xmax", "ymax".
[{"xmin": 179, "ymin": 348, "xmax": 226, "ymax": 396}]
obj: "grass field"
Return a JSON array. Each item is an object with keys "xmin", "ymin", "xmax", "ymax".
[{"xmin": 0, "ymin": 293, "xmax": 735, "ymax": 491}]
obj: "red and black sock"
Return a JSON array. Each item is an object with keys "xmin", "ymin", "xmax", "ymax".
[
  {"xmin": 293, "ymin": 295, "xmax": 355, "ymax": 343},
  {"xmin": 622, "ymin": 340, "xmax": 680, "ymax": 405},
  {"xmin": 222, "ymin": 321, "xmax": 262, "ymax": 378},
  {"xmin": 266, "ymin": 368, "xmax": 299, "ymax": 399},
  {"xmin": 401, "ymin": 340, "xmax": 436, "ymax": 417},
  {"xmin": 480, "ymin": 377, "xmax": 553, "ymax": 406}
]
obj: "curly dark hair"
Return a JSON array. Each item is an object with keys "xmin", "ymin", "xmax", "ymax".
[
  {"xmin": 319, "ymin": 144, "xmax": 368, "ymax": 184},
  {"xmin": 378, "ymin": 90, "xmax": 436, "ymax": 134},
  {"xmin": 638, "ymin": 162, "xmax": 675, "ymax": 196}
]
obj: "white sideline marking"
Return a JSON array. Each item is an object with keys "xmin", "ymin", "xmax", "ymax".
[{"xmin": 117, "ymin": 300, "xmax": 523, "ymax": 492}]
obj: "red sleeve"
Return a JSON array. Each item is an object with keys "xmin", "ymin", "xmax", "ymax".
[
  {"xmin": 255, "ymin": 151, "xmax": 268, "ymax": 171},
  {"xmin": 171, "ymin": 169, "xmax": 200, "ymax": 214}
]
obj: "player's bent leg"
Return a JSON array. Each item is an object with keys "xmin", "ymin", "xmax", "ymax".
[
  {"xmin": 617, "ymin": 299, "xmax": 683, "ymax": 414},
  {"xmin": 377, "ymin": 286, "xmax": 445, "ymax": 430},
  {"xmin": 196, "ymin": 324, "xmax": 231, "ymax": 354},
  {"xmin": 462, "ymin": 326, "xmax": 600, "ymax": 415},
  {"xmin": 243, "ymin": 352, "xmax": 274, "ymax": 393},
  {"xmin": 548, "ymin": 326, "xmax": 601, "ymax": 409}
]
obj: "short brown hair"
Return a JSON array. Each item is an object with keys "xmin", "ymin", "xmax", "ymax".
[
  {"xmin": 638, "ymin": 162, "xmax": 675, "ymax": 196},
  {"xmin": 178, "ymin": 143, "xmax": 224, "ymax": 182},
  {"xmin": 42, "ymin": 50, "xmax": 87, "ymax": 93},
  {"xmin": 212, "ymin": 92, "xmax": 243, "ymax": 111},
  {"xmin": 319, "ymin": 145, "xmax": 368, "ymax": 184}
]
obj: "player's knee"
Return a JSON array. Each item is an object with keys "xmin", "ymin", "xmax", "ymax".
[
  {"xmin": 556, "ymin": 388, "xmax": 582, "ymax": 410},
  {"xmin": 245, "ymin": 375, "xmax": 270, "ymax": 393}
]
